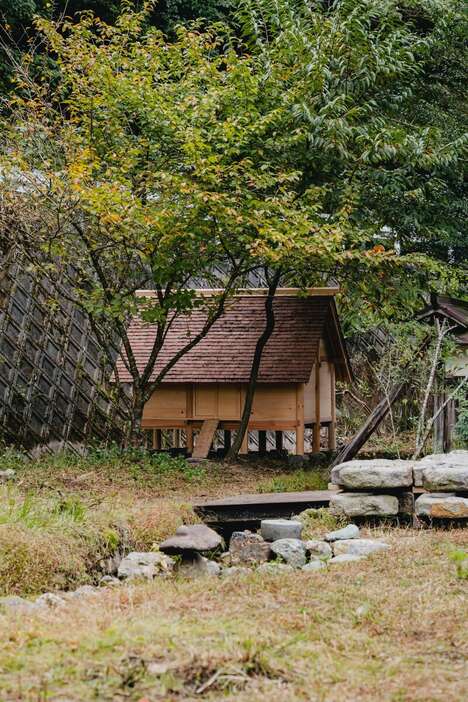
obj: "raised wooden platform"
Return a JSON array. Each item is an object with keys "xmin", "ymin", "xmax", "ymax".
[{"xmin": 194, "ymin": 489, "xmax": 332, "ymax": 527}]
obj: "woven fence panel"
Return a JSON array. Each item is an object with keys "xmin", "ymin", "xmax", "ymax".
[{"xmin": 0, "ymin": 264, "xmax": 125, "ymax": 449}]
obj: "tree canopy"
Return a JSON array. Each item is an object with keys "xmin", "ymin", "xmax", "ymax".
[{"xmin": 0, "ymin": 0, "xmax": 466, "ymax": 438}]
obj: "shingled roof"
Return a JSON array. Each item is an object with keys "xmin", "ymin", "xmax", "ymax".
[{"xmin": 115, "ymin": 291, "xmax": 351, "ymax": 384}]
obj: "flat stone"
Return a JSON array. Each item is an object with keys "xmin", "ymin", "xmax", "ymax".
[
  {"xmin": 422, "ymin": 466, "xmax": 468, "ymax": 493},
  {"xmin": 261, "ymin": 518, "xmax": 303, "ymax": 541},
  {"xmin": 99, "ymin": 575, "xmax": 121, "ymax": 587},
  {"xmin": 415, "ymin": 493, "xmax": 468, "ymax": 519},
  {"xmin": 301, "ymin": 560, "xmax": 327, "ymax": 572},
  {"xmin": 332, "ymin": 539, "xmax": 390, "ymax": 557},
  {"xmin": 220, "ymin": 566, "xmax": 251, "ymax": 578},
  {"xmin": 0, "ymin": 469, "xmax": 15, "ymax": 482},
  {"xmin": 304, "ymin": 540, "xmax": 333, "ymax": 559},
  {"xmin": 159, "ymin": 524, "xmax": 223, "ymax": 554},
  {"xmin": 324, "ymin": 524, "xmax": 360, "ymax": 541},
  {"xmin": 270, "ymin": 538, "xmax": 306, "ymax": 568},
  {"xmin": 331, "ymin": 459, "xmax": 413, "ymax": 489},
  {"xmin": 414, "ymin": 450, "xmax": 468, "ymax": 487},
  {"xmin": 330, "ymin": 493, "xmax": 399, "ymax": 518},
  {"xmin": 229, "ymin": 531, "xmax": 271, "ymax": 565},
  {"xmin": 117, "ymin": 551, "xmax": 174, "ymax": 580},
  {"xmin": 329, "ymin": 554, "xmax": 363, "ymax": 565},
  {"xmin": 0, "ymin": 596, "xmax": 37, "ymax": 612},
  {"xmin": 177, "ymin": 553, "xmax": 220, "ymax": 578},
  {"xmin": 35, "ymin": 593, "xmax": 66, "ymax": 608},
  {"xmin": 256, "ymin": 563, "xmax": 294, "ymax": 575},
  {"xmin": 69, "ymin": 585, "xmax": 100, "ymax": 599}
]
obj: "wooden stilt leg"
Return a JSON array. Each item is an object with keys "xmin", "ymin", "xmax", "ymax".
[
  {"xmin": 258, "ymin": 430, "xmax": 267, "ymax": 455},
  {"xmin": 186, "ymin": 426, "xmax": 193, "ymax": 454},
  {"xmin": 296, "ymin": 383, "xmax": 305, "ymax": 456},
  {"xmin": 328, "ymin": 364, "xmax": 336, "ymax": 450},
  {"xmin": 153, "ymin": 429, "xmax": 161, "ymax": 450},
  {"xmin": 275, "ymin": 431, "xmax": 283, "ymax": 452},
  {"xmin": 224, "ymin": 430, "xmax": 231, "ymax": 450},
  {"xmin": 313, "ymin": 361, "xmax": 321, "ymax": 452}
]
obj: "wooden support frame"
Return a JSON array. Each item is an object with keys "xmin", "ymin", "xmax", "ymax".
[
  {"xmin": 275, "ymin": 431, "xmax": 283, "ymax": 452},
  {"xmin": 296, "ymin": 383, "xmax": 305, "ymax": 455},
  {"xmin": 328, "ymin": 364, "xmax": 336, "ymax": 450},
  {"xmin": 313, "ymin": 361, "xmax": 321, "ymax": 452},
  {"xmin": 258, "ymin": 430, "xmax": 267, "ymax": 454}
]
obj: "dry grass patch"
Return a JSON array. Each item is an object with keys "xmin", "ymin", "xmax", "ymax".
[{"xmin": 1, "ymin": 528, "xmax": 467, "ymax": 701}]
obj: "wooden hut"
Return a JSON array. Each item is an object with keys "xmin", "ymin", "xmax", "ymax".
[
  {"xmin": 117, "ymin": 288, "xmax": 352, "ymax": 458},
  {"xmin": 417, "ymin": 295, "xmax": 468, "ymax": 452}
]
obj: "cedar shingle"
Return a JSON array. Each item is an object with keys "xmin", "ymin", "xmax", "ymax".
[{"xmin": 115, "ymin": 295, "xmax": 334, "ymax": 383}]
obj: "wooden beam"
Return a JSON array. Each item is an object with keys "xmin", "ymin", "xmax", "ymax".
[
  {"xmin": 296, "ymin": 383, "xmax": 305, "ymax": 456},
  {"xmin": 136, "ymin": 287, "xmax": 339, "ymax": 299},
  {"xmin": 328, "ymin": 364, "xmax": 336, "ymax": 450},
  {"xmin": 192, "ymin": 419, "xmax": 218, "ymax": 459},
  {"xmin": 313, "ymin": 362, "xmax": 321, "ymax": 452},
  {"xmin": 152, "ymin": 428, "xmax": 161, "ymax": 450}
]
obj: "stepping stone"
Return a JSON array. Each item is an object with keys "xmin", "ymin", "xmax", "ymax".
[
  {"xmin": 331, "ymin": 459, "xmax": 413, "ymax": 489},
  {"xmin": 159, "ymin": 524, "xmax": 223, "ymax": 554},
  {"xmin": 324, "ymin": 524, "xmax": 359, "ymax": 541},
  {"xmin": 332, "ymin": 539, "xmax": 390, "ymax": 557},
  {"xmin": 302, "ymin": 560, "xmax": 327, "ymax": 572},
  {"xmin": 330, "ymin": 493, "xmax": 399, "ymax": 518},
  {"xmin": 413, "ymin": 450, "xmax": 468, "ymax": 487},
  {"xmin": 229, "ymin": 531, "xmax": 271, "ymax": 565},
  {"xmin": 415, "ymin": 493, "xmax": 468, "ymax": 519},
  {"xmin": 304, "ymin": 540, "xmax": 333, "ymax": 559},
  {"xmin": 261, "ymin": 518, "xmax": 303, "ymax": 541},
  {"xmin": 270, "ymin": 538, "xmax": 306, "ymax": 568}
]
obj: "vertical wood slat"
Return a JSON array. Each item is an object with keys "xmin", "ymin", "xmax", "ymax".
[
  {"xmin": 313, "ymin": 361, "xmax": 321, "ymax": 452},
  {"xmin": 296, "ymin": 383, "xmax": 305, "ymax": 455},
  {"xmin": 275, "ymin": 430, "xmax": 283, "ymax": 451},
  {"xmin": 328, "ymin": 363, "xmax": 336, "ymax": 450}
]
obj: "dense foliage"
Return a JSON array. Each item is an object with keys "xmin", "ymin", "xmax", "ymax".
[{"xmin": 0, "ymin": 0, "xmax": 466, "ymax": 437}]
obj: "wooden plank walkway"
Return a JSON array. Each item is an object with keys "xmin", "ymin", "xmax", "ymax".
[{"xmin": 194, "ymin": 489, "xmax": 332, "ymax": 525}]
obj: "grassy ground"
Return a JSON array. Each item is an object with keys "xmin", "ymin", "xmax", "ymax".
[
  {"xmin": 0, "ymin": 447, "xmax": 328, "ymax": 595},
  {"xmin": 1, "ymin": 448, "xmax": 466, "ymax": 701},
  {"xmin": 0, "ymin": 527, "xmax": 466, "ymax": 701}
]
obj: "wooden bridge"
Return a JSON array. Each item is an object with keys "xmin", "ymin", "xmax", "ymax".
[{"xmin": 193, "ymin": 489, "xmax": 332, "ymax": 534}]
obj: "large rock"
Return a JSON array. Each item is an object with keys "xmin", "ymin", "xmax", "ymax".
[
  {"xmin": 330, "ymin": 493, "xmax": 399, "ymax": 518},
  {"xmin": 331, "ymin": 459, "xmax": 413, "ymax": 489},
  {"xmin": 304, "ymin": 540, "xmax": 333, "ymax": 560},
  {"xmin": 229, "ymin": 531, "xmax": 271, "ymax": 565},
  {"xmin": 422, "ymin": 466, "xmax": 468, "ymax": 493},
  {"xmin": 0, "ymin": 469, "xmax": 15, "ymax": 482},
  {"xmin": 35, "ymin": 593, "xmax": 66, "ymax": 608},
  {"xmin": 261, "ymin": 518, "xmax": 303, "ymax": 541},
  {"xmin": 324, "ymin": 524, "xmax": 360, "ymax": 541},
  {"xmin": 415, "ymin": 493, "xmax": 468, "ymax": 519},
  {"xmin": 270, "ymin": 538, "xmax": 306, "ymax": 568},
  {"xmin": 177, "ymin": 553, "xmax": 221, "ymax": 578},
  {"xmin": 221, "ymin": 566, "xmax": 251, "ymax": 578},
  {"xmin": 159, "ymin": 524, "xmax": 223, "ymax": 554},
  {"xmin": 301, "ymin": 560, "xmax": 327, "ymax": 572},
  {"xmin": 333, "ymin": 539, "xmax": 390, "ymax": 557},
  {"xmin": 0, "ymin": 596, "xmax": 37, "ymax": 612},
  {"xmin": 117, "ymin": 551, "xmax": 174, "ymax": 580},
  {"xmin": 413, "ymin": 450, "xmax": 468, "ymax": 487}
]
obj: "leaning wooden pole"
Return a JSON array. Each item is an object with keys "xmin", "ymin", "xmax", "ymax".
[{"xmin": 331, "ymin": 335, "xmax": 431, "ymax": 467}]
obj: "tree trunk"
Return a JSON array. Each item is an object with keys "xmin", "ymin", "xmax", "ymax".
[
  {"xmin": 225, "ymin": 269, "xmax": 281, "ymax": 462},
  {"xmin": 125, "ymin": 385, "xmax": 146, "ymax": 448}
]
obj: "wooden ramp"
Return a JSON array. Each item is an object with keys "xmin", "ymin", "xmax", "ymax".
[{"xmin": 192, "ymin": 419, "xmax": 219, "ymax": 459}]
